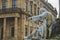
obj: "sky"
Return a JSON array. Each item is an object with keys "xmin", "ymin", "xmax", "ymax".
[{"xmin": 48, "ymin": 0, "xmax": 59, "ymax": 17}]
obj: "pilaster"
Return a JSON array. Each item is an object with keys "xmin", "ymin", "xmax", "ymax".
[{"xmin": 3, "ymin": 18, "xmax": 6, "ymax": 40}]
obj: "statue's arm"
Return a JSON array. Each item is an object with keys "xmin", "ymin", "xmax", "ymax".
[
  {"xmin": 28, "ymin": 12, "xmax": 47, "ymax": 22},
  {"xmin": 28, "ymin": 15, "xmax": 41, "ymax": 22}
]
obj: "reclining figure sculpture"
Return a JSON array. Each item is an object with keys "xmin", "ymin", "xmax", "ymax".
[{"xmin": 24, "ymin": 8, "xmax": 56, "ymax": 40}]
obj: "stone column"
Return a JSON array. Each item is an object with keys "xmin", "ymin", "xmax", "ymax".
[
  {"xmin": 20, "ymin": 15, "xmax": 24, "ymax": 40},
  {"xmin": 28, "ymin": 21, "xmax": 30, "ymax": 35},
  {"xmin": 19, "ymin": 14, "xmax": 26, "ymax": 40},
  {"xmin": 3, "ymin": 18, "xmax": 6, "ymax": 40},
  {"xmin": 15, "ymin": 17, "xmax": 18, "ymax": 40}
]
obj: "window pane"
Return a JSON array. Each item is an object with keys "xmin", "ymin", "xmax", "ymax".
[
  {"xmin": 25, "ymin": 27, "xmax": 28, "ymax": 36},
  {"xmin": 1, "ymin": 27, "xmax": 3, "ymax": 40},
  {"xmin": 11, "ymin": 27, "xmax": 14, "ymax": 37},
  {"xmin": 30, "ymin": 27, "xmax": 33, "ymax": 33},
  {"xmin": 12, "ymin": 0, "xmax": 16, "ymax": 8},
  {"xmin": 30, "ymin": 1, "xmax": 33, "ymax": 14},
  {"xmin": 34, "ymin": 4, "xmax": 36, "ymax": 15},
  {"xmin": 25, "ymin": 0, "xmax": 28, "ymax": 11},
  {"xmin": 30, "ymin": 5, "xmax": 32, "ymax": 14},
  {"xmin": 38, "ymin": 7, "xmax": 39, "ymax": 15},
  {"xmin": 2, "ymin": 1, "xmax": 6, "ymax": 9}
]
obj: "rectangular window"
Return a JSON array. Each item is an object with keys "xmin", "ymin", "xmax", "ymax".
[
  {"xmin": 12, "ymin": 0, "xmax": 16, "ymax": 8},
  {"xmin": 30, "ymin": 27, "xmax": 33, "ymax": 34},
  {"xmin": 38, "ymin": 7, "xmax": 39, "ymax": 15},
  {"xmin": 30, "ymin": 1, "xmax": 33, "ymax": 14},
  {"xmin": 25, "ymin": 27, "xmax": 28, "ymax": 36},
  {"xmin": 25, "ymin": 0, "xmax": 28, "ymax": 11},
  {"xmin": 11, "ymin": 27, "xmax": 14, "ymax": 37},
  {"xmin": 2, "ymin": 0, "xmax": 6, "ymax": 9},
  {"xmin": 30, "ymin": 5, "xmax": 32, "ymax": 14},
  {"xmin": 1, "ymin": 27, "xmax": 3, "ymax": 40},
  {"xmin": 34, "ymin": 4, "xmax": 36, "ymax": 15}
]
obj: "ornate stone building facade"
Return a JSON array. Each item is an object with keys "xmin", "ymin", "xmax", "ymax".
[{"xmin": 0, "ymin": 0, "xmax": 57, "ymax": 40}]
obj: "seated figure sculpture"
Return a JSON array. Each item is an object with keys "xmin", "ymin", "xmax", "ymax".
[{"xmin": 24, "ymin": 8, "xmax": 56, "ymax": 40}]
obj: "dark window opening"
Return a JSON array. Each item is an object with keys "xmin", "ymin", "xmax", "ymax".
[
  {"xmin": 30, "ymin": 5, "xmax": 32, "ymax": 14},
  {"xmin": 30, "ymin": 1, "xmax": 33, "ymax": 14},
  {"xmin": 11, "ymin": 27, "xmax": 14, "ymax": 37},
  {"xmin": 2, "ymin": 0, "xmax": 6, "ymax": 10},
  {"xmin": 34, "ymin": 4, "xmax": 36, "ymax": 15},
  {"xmin": 12, "ymin": 0, "xmax": 16, "ymax": 8},
  {"xmin": 25, "ymin": 0, "xmax": 28, "ymax": 11},
  {"xmin": 25, "ymin": 27, "xmax": 28, "ymax": 36},
  {"xmin": 38, "ymin": 7, "xmax": 39, "ymax": 15},
  {"xmin": 30, "ymin": 27, "xmax": 33, "ymax": 33},
  {"xmin": 1, "ymin": 27, "xmax": 3, "ymax": 40}
]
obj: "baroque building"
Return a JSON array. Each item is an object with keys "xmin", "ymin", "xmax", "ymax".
[{"xmin": 0, "ymin": 0, "xmax": 57, "ymax": 40}]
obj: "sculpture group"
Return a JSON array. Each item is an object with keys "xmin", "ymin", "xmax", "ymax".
[{"xmin": 24, "ymin": 8, "xmax": 56, "ymax": 40}]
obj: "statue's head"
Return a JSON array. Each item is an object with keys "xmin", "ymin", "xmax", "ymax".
[{"xmin": 39, "ymin": 8, "xmax": 48, "ymax": 14}]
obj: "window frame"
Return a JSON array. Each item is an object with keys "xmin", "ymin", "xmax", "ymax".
[
  {"xmin": 30, "ymin": 1, "xmax": 33, "ymax": 14},
  {"xmin": 2, "ymin": 0, "xmax": 6, "ymax": 9},
  {"xmin": 34, "ymin": 4, "xmax": 36, "ymax": 15},
  {"xmin": 25, "ymin": 28, "xmax": 27, "ymax": 36},
  {"xmin": 12, "ymin": 0, "xmax": 16, "ymax": 8},
  {"xmin": 25, "ymin": 0, "xmax": 28, "ymax": 11},
  {"xmin": 11, "ymin": 27, "xmax": 14, "ymax": 37}
]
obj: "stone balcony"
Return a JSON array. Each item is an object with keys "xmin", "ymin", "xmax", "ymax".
[{"xmin": 0, "ymin": 8, "xmax": 22, "ymax": 13}]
